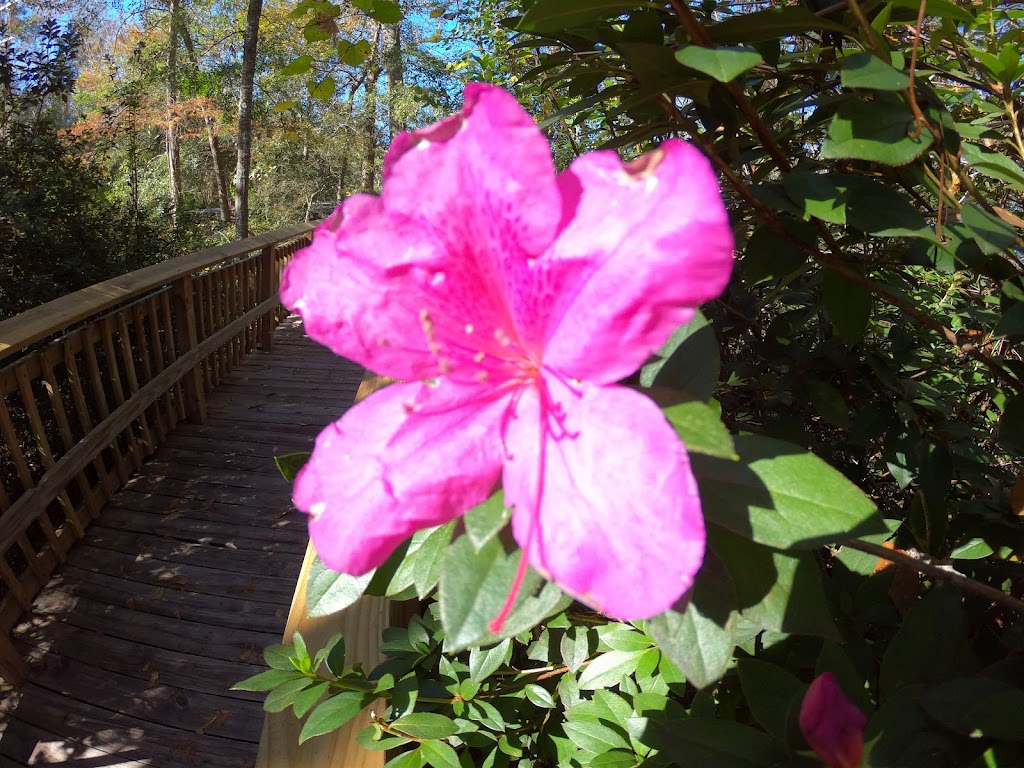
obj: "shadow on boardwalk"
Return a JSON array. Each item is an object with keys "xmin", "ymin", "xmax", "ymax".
[{"xmin": 0, "ymin": 318, "xmax": 362, "ymax": 767}]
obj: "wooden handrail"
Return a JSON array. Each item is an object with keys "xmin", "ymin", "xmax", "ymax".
[
  {"xmin": 0, "ymin": 222, "xmax": 317, "ymax": 685},
  {"xmin": 0, "ymin": 222, "xmax": 315, "ymax": 363}
]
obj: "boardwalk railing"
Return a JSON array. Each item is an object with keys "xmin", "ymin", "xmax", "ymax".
[{"xmin": 0, "ymin": 222, "xmax": 315, "ymax": 684}]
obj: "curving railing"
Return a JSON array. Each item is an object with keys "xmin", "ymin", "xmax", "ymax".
[{"xmin": 0, "ymin": 222, "xmax": 316, "ymax": 683}]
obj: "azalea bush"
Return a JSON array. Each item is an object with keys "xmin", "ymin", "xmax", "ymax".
[{"xmin": 237, "ymin": 1, "xmax": 1024, "ymax": 767}]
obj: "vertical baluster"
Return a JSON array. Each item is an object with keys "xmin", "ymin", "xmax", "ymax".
[
  {"xmin": 12, "ymin": 366, "xmax": 77, "ymax": 550},
  {"xmin": 40, "ymin": 348, "xmax": 96, "ymax": 528},
  {"xmin": 260, "ymin": 245, "xmax": 275, "ymax": 352},
  {"xmin": 171, "ymin": 275, "xmax": 208, "ymax": 423},
  {"xmin": 63, "ymin": 336, "xmax": 116, "ymax": 501},
  {"xmin": 101, "ymin": 316, "xmax": 142, "ymax": 472},
  {"xmin": 161, "ymin": 291, "xmax": 188, "ymax": 423},
  {"xmin": 148, "ymin": 295, "xmax": 177, "ymax": 432},
  {"xmin": 116, "ymin": 312, "xmax": 155, "ymax": 453},
  {"xmin": 84, "ymin": 325, "xmax": 129, "ymax": 484}
]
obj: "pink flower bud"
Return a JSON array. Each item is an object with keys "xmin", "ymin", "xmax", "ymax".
[{"xmin": 799, "ymin": 672, "xmax": 867, "ymax": 768}]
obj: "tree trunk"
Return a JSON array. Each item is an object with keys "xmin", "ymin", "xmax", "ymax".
[
  {"xmin": 180, "ymin": 20, "xmax": 232, "ymax": 222},
  {"xmin": 381, "ymin": 21, "xmax": 404, "ymax": 141},
  {"xmin": 234, "ymin": 0, "xmax": 263, "ymax": 239},
  {"xmin": 165, "ymin": 0, "xmax": 183, "ymax": 227},
  {"xmin": 360, "ymin": 26, "xmax": 382, "ymax": 193}
]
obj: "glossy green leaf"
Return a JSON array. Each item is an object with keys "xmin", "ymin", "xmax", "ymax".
[
  {"xmin": 308, "ymin": 77, "xmax": 337, "ymax": 101},
  {"xmin": 644, "ymin": 718, "xmax": 789, "ymax": 767},
  {"xmin": 640, "ymin": 310, "xmax": 719, "ymax": 400},
  {"xmin": 367, "ymin": 0, "xmax": 403, "ymax": 24},
  {"xmin": 961, "ymin": 204, "xmax": 1018, "ymax": 255},
  {"xmin": 577, "ymin": 649, "xmax": 651, "ymax": 690},
  {"xmin": 663, "ymin": 400, "xmax": 736, "ymax": 460},
  {"xmin": 463, "ymin": 491, "xmax": 512, "ymax": 551},
  {"xmin": 439, "ymin": 535, "xmax": 568, "ymax": 651},
  {"xmin": 281, "ymin": 55, "xmax": 313, "ymax": 77},
  {"xmin": 674, "ymin": 45, "xmax": 763, "ymax": 83},
  {"xmin": 232, "ymin": 668, "xmax": 303, "ymax": 692},
  {"xmin": 391, "ymin": 713, "xmax": 460, "ymax": 740},
  {"xmin": 563, "ymin": 720, "xmax": 631, "ymax": 754},
  {"xmin": 300, "ymin": 691, "xmax": 374, "ymax": 743},
  {"xmin": 274, "ymin": 452, "xmax": 310, "ymax": 482},
  {"xmin": 518, "ymin": 0, "xmax": 640, "ymax": 32},
  {"xmin": 307, "ymin": 556, "xmax": 374, "ymax": 618},
  {"xmin": 706, "ymin": 6, "xmax": 847, "ymax": 44},
  {"xmin": 737, "ymin": 660, "xmax": 806, "ymax": 741},
  {"xmin": 821, "ymin": 95, "xmax": 933, "ymax": 166},
  {"xmin": 841, "ymin": 51, "xmax": 910, "ymax": 91},
  {"xmin": 647, "ymin": 605, "xmax": 733, "ymax": 689},
  {"xmin": 692, "ymin": 435, "xmax": 884, "ymax": 549}
]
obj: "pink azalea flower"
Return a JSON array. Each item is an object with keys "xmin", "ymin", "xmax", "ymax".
[
  {"xmin": 280, "ymin": 83, "xmax": 733, "ymax": 625},
  {"xmin": 800, "ymin": 673, "xmax": 867, "ymax": 768}
]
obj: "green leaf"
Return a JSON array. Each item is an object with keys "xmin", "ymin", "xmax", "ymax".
[
  {"xmin": 879, "ymin": 589, "xmax": 977, "ymax": 697},
  {"xmin": 663, "ymin": 400, "xmax": 737, "ymax": 460},
  {"xmin": 577, "ymin": 649, "xmax": 651, "ymax": 690},
  {"xmin": 272, "ymin": 100, "xmax": 300, "ymax": 113},
  {"xmin": 889, "ymin": 0, "xmax": 973, "ymax": 22},
  {"xmin": 391, "ymin": 713, "xmax": 460, "ymax": 740},
  {"xmin": 736, "ymin": 660, "xmax": 806, "ymax": 741},
  {"xmin": 647, "ymin": 605, "xmax": 733, "ymax": 689},
  {"xmin": 563, "ymin": 720, "xmax": 631, "ymax": 754},
  {"xmin": 300, "ymin": 691, "xmax": 373, "ymax": 743},
  {"xmin": 307, "ymin": 557, "xmax": 374, "ymax": 618},
  {"xmin": 293, "ymin": 681, "xmax": 330, "ymax": 719},
  {"xmin": 742, "ymin": 219, "xmax": 813, "ymax": 283},
  {"xmin": 232, "ymin": 668, "xmax": 303, "ymax": 692},
  {"xmin": 367, "ymin": 0, "xmax": 403, "ymax": 24},
  {"xmin": 921, "ymin": 678, "xmax": 1024, "ymax": 741},
  {"xmin": 640, "ymin": 310, "xmax": 719, "ymax": 400},
  {"xmin": 1000, "ymin": 396, "xmax": 1024, "ymax": 454},
  {"xmin": 741, "ymin": 548, "xmax": 837, "ymax": 639},
  {"xmin": 524, "ymin": 683, "xmax": 556, "ymax": 709},
  {"xmin": 275, "ymin": 452, "xmax": 310, "ymax": 482},
  {"xmin": 281, "ymin": 55, "xmax": 314, "ymax": 77},
  {"xmin": 309, "ymin": 77, "xmax": 337, "ymax": 101},
  {"xmin": 994, "ymin": 302, "xmax": 1024, "ymax": 337},
  {"xmin": 644, "ymin": 718, "xmax": 789, "ymax": 767},
  {"xmin": 560, "ymin": 626, "xmax": 591, "ymax": 673},
  {"xmin": 439, "ymin": 535, "xmax": 568, "ymax": 651},
  {"xmin": 692, "ymin": 434, "xmax": 884, "ymax": 549},
  {"xmin": 420, "ymin": 740, "xmax": 460, "ymax": 768},
  {"xmin": 674, "ymin": 45, "xmax": 762, "ymax": 83},
  {"xmin": 265, "ymin": 677, "xmax": 317, "ymax": 713},
  {"xmin": 961, "ymin": 204, "xmax": 1018, "ymax": 255},
  {"xmin": 823, "ymin": 269, "xmax": 872, "ymax": 344},
  {"xmin": 518, "ymin": 0, "xmax": 641, "ymax": 32},
  {"xmin": 463, "ymin": 491, "xmax": 512, "ymax": 551},
  {"xmin": 385, "ymin": 749, "xmax": 424, "ymax": 768},
  {"xmin": 841, "ymin": 51, "xmax": 910, "ymax": 91},
  {"xmin": 411, "ymin": 522, "xmax": 455, "ymax": 598},
  {"xmin": 706, "ymin": 6, "xmax": 846, "ymax": 44},
  {"xmin": 821, "ymin": 95, "xmax": 933, "ymax": 166},
  {"xmin": 468, "ymin": 639, "xmax": 511, "ymax": 683},
  {"xmin": 807, "ymin": 380, "xmax": 850, "ymax": 429},
  {"xmin": 338, "ymin": 39, "xmax": 372, "ymax": 66}
]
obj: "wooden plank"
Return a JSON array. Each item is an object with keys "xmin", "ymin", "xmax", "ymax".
[
  {"xmin": 0, "ymin": 222, "xmax": 315, "ymax": 363},
  {"xmin": 7, "ymin": 684, "xmax": 258, "ymax": 768},
  {"xmin": 47, "ymin": 566, "xmax": 288, "ymax": 637},
  {"xmin": 0, "ymin": 717, "xmax": 153, "ymax": 768},
  {"xmin": 29, "ymin": 654, "xmax": 265, "ymax": 742},
  {"xmin": 16, "ymin": 620, "xmax": 266, "ymax": 702},
  {"xmin": 65, "ymin": 545, "xmax": 297, "ymax": 605},
  {"xmin": 83, "ymin": 526, "xmax": 300, "ymax": 577},
  {"xmin": 109, "ymin": 489, "xmax": 309, "ymax": 531},
  {"xmin": 97, "ymin": 506, "xmax": 308, "ymax": 551}
]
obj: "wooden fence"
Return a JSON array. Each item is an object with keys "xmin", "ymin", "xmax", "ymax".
[{"xmin": 0, "ymin": 222, "xmax": 316, "ymax": 684}]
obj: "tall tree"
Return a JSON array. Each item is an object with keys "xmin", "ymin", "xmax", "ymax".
[
  {"xmin": 165, "ymin": 0, "xmax": 182, "ymax": 227},
  {"xmin": 180, "ymin": 19, "xmax": 231, "ymax": 222},
  {"xmin": 359, "ymin": 24, "xmax": 381, "ymax": 192},
  {"xmin": 381, "ymin": 19, "xmax": 403, "ymax": 141},
  {"xmin": 234, "ymin": 0, "xmax": 262, "ymax": 239}
]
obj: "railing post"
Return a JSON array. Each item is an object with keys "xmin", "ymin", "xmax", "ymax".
[
  {"xmin": 172, "ymin": 275, "xmax": 208, "ymax": 424},
  {"xmin": 259, "ymin": 245, "xmax": 276, "ymax": 353}
]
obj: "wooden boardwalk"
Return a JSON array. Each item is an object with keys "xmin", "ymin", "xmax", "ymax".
[{"xmin": 0, "ymin": 318, "xmax": 363, "ymax": 767}]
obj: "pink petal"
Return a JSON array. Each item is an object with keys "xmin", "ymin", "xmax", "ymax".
[
  {"xmin": 283, "ymin": 84, "xmax": 573, "ymax": 382},
  {"xmin": 541, "ymin": 139, "xmax": 735, "ymax": 385},
  {"xmin": 294, "ymin": 380, "xmax": 509, "ymax": 574},
  {"xmin": 502, "ymin": 379, "xmax": 705, "ymax": 619},
  {"xmin": 799, "ymin": 673, "xmax": 867, "ymax": 768}
]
